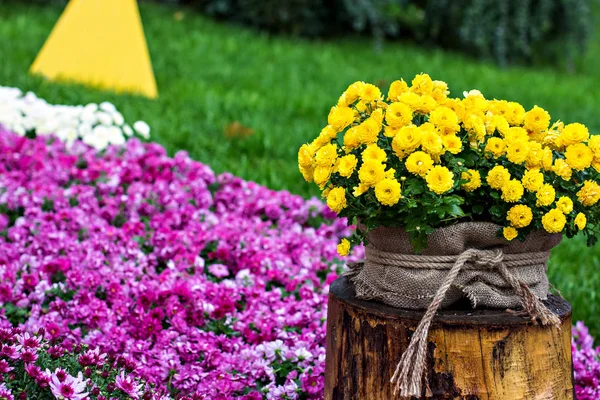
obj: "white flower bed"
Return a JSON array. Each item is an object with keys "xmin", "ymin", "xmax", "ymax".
[{"xmin": 0, "ymin": 86, "xmax": 150, "ymax": 150}]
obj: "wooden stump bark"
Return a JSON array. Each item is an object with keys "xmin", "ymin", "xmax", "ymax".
[{"xmin": 325, "ymin": 276, "xmax": 573, "ymax": 400}]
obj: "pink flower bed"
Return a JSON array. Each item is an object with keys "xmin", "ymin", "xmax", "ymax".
[
  {"xmin": 0, "ymin": 129, "xmax": 362, "ymax": 398},
  {"xmin": 0, "ymin": 128, "xmax": 597, "ymax": 398}
]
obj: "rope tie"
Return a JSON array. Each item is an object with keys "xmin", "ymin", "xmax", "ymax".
[{"xmin": 367, "ymin": 247, "xmax": 563, "ymax": 398}]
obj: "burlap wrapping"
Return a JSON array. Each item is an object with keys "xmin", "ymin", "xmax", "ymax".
[
  {"xmin": 347, "ymin": 222, "xmax": 562, "ymax": 310},
  {"xmin": 345, "ymin": 221, "xmax": 563, "ymax": 398}
]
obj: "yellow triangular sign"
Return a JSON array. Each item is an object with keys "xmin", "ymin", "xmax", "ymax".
[{"xmin": 30, "ymin": 0, "xmax": 158, "ymax": 98}]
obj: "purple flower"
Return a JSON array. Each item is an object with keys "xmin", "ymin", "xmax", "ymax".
[
  {"xmin": 115, "ymin": 371, "xmax": 143, "ymax": 398},
  {"xmin": 48, "ymin": 369, "xmax": 88, "ymax": 400},
  {"xmin": 0, "ymin": 383, "xmax": 14, "ymax": 400},
  {"xmin": 15, "ymin": 332, "xmax": 41, "ymax": 351}
]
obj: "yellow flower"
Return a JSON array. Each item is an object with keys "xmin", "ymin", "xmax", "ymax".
[
  {"xmin": 337, "ymin": 238, "xmax": 351, "ymax": 256},
  {"xmin": 337, "ymin": 154, "xmax": 358, "ymax": 178},
  {"xmin": 575, "ymin": 212, "xmax": 587, "ymax": 230},
  {"xmin": 541, "ymin": 209, "xmax": 566, "ymax": 233},
  {"xmin": 338, "ymin": 82, "xmax": 362, "ymax": 105},
  {"xmin": 494, "ymin": 115, "xmax": 510, "ymax": 137},
  {"xmin": 463, "ymin": 114, "xmax": 486, "ymax": 142},
  {"xmin": 565, "ymin": 143, "xmax": 593, "ymax": 171},
  {"xmin": 442, "ymin": 135, "xmax": 462, "ymax": 155},
  {"xmin": 343, "ymin": 126, "xmax": 361, "ymax": 151},
  {"xmin": 521, "ymin": 169, "xmax": 544, "ymax": 192},
  {"xmin": 501, "ymin": 179, "xmax": 524, "ymax": 203},
  {"xmin": 541, "ymin": 148, "xmax": 554, "ymax": 171},
  {"xmin": 326, "ymin": 187, "xmax": 347, "ymax": 213},
  {"xmin": 442, "ymin": 98, "xmax": 466, "ymax": 121},
  {"xmin": 506, "ymin": 140, "xmax": 530, "ymax": 164},
  {"xmin": 577, "ymin": 180, "xmax": 600, "ymax": 207},
  {"xmin": 358, "ymin": 159, "xmax": 386, "ymax": 187},
  {"xmin": 386, "ymin": 168, "xmax": 396, "ymax": 179},
  {"xmin": 371, "ymin": 108, "xmax": 384, "ymax": 124},
  {"xmin": 507, "ymin": 205, "xmax": 533, "ymax": 228},
  {"xmin": 525, "ymin": 142, "xmax": 544, "ymax": 169},
  {"xmin": 420, "ymin": 125, "xmax": 443, "ymax": 155},
  {"xmin": 588, "ymin": 135, "xmax": 600, "ymax": 158},
  {"xmin": 353, "ymin": 183, "xmax": 369, "ymax": 197},
  {"xmin": 506, "ymin": 102, "xmax": 526, "ymax": 126},
  {"xmin": 375, "ymin": 178, "xmax": 402, "ymax": 206},
  {"xmin": 431, "ymin": 80, "xmax": 450, "ymax": 102},
  {"xmin": 429, "ymin": 106, "xmax": 459, "ymax": 135},
  {"xmin": 486, "ymin": 166, "xmax": 511, "ymax": 190},
  {"xmin": 503, "ymin": 127, "xmax": 529, "ymax": 146},
  {"xmin": 551, "ymin": 159, "xmax": 572, "ymax": 181},
  {"xmin": 298, "ymin": 144, "xmax": 314, "ymax": 168},
  {"xmin": 536, "ymin": 184, "xmax": 556, "ymax": 207},
  {"xmin": 489, "ymin": 100, "xmax": 510, "ymax": 118},
  {"xmin": 315, "ymin": 143, "xmax": 338, "ymax": 167},
  {"xmin": 328, "ymin": 106, "xmax": 355, "ymax": 132},
  {"xmin": 484, "ymin": 137, "xmax": 506, "ymax": 158},
  {"xmin": 410, "ymin": 73, "xmax": 434, "ymax": 95},
  {"xmin": 358, "ymin": 117, "xmax": 382, "ymax": 145},
  {"xmin": 299, "ymin": 165, "xmax": 314, "ymax": 182},
  {"xmin": 387, "ymin": 79, "xmax": 409, "ymax": 101},
  {"xmin": 313, "ymin": 166, "xmax": 332, "ymax": 188},
  {"xmin": 398, "ymin": 91, "xmax": 421, "ymax": 110},
  {"xmin": 560, "ymin": 122, "xmax": 589, "ymax": 147},
  {"xmin": 461, "ymin": 170, "xmax": 481, "ymax": 192},
  {"xmin": 405, "ymin": 151, "xmax": 434, "ymax": 177},
  {"xmin": 524, "ymin": 106, "xmax": 551, "ymax": 133},
  {"xmin": 385, "ymin": 102, "xmax": 413, "ymax": 128},
  {"xmin": 383, "ymin": 125, "xmax": 400, "ymax": 138},
  {"xmin": 415, "ymin": 95, "xmax": 437, "ymax": 114},
  {"xmin": 392, "ymin": 125, "xmax": 422, "ymax": 158},
  {"xmin": 556, "ymin": 197, "xmax": 574, "ymax": 214},
  {"xmin": 321, "ymin": 187, "xmax": 331, "ymax": 198},
  {"xmin": 312, "ymin": 125, "xmax": 337, "ymax": 149},
  {"xmin": 425, "ymin": 166, "xmax": 454, "ymax": 194},
  {"xmin": 503, "ymin": 226, "xmax": 519, "ymax": 241},
  {"xmin": 362, "ymin": 144, "xmax": 387, "ymax": 163},
  {"xmin": 359, "ymin": 83, "xmax": 381, "ymax": 103}
]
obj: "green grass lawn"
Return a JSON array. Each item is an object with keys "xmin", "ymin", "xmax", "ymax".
[{"xmin": 1, "ymin": 1, "xmax": 599, "ymax": 335}]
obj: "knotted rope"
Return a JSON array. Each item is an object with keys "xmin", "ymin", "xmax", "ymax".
[{"xmin": 348, "ymin": 246, "xmax": 560, "ymax": 399}]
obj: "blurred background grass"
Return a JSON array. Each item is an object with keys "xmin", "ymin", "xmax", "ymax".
[{"xmin": 0, "ymin": 0, "xmax": 599, "ymax": 335}]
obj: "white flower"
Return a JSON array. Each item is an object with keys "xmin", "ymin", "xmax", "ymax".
[
  {"xmin": 0, "ymin": 85, "xmax": 149, "ymax": 151},
  {"xmin": 95, "ymin": 111, "xmax": 113, "ymax": 126},
  {"xmin": 111, "ymin": 111, "xmax": 125, "ymax": 126},
  {"xmin": 123, "ymin": 124, "xmax": 134, "ymax": 137},
  {"xmin": 293, "ymin": 347, "xmax": 313, "ymax": 361},
  {"xmin": 133, "ymin": 120, "xmax": 150, "ymax": 139},
  {"xmin": 99, "ymin": 101, "xmax": 117, "ymax": 113}
]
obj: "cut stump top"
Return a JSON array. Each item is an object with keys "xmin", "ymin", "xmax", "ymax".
[{"xmin": 330, "ymin": 275, "xmax": 571, "ymax": 327}]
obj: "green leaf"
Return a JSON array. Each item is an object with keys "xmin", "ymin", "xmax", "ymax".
[{"xmin": 403, "ymin": 177, "xmax": 425, "ymax": 196}]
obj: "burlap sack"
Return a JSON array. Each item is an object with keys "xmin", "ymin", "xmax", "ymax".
[
  {"xmin": 347, "ymin": 221, "xmax": 562, "ymax": 310},
  {"xmin": 346, "ymin": 221, "xmax": 563, "ymax": 398}
]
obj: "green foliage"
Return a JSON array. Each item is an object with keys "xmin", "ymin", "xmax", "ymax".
[{"xmin": 179, "ymin": 0, "xmax": 594, "ymax": 67}]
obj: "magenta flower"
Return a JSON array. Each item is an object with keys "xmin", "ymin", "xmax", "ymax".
[
  {"xmin": 48, "ymin": 369, "xmax": 88, "ymax": 399},
  {"xmin": 0, "ymin": 360, "xmax": 12, "ymax": 374},
  {"xmin": 15, "ymin": 332, "xmax": 41, "ymax": 351},
  {"xmin": 0, "ymin": 383, "xmax": 14, "ymax": 400},
  {"xmin": 115, "ymin": 371, "xmax": 143, "ymax": 398}
]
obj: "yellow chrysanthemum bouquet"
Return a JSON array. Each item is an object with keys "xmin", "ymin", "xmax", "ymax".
[{"xmin": 298, "ymin": 73, "xmax": 600, "ymax": 253}]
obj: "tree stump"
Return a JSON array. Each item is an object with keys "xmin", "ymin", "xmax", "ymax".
[{"xmin": 325, "ymin": 276, "xmax": 573, "ymax": 400}]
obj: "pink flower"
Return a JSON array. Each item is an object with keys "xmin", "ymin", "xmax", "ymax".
[
  {"xmin": 15, "ymin": 332, "xmax": 41, "ymax": 351},
  {"xmin": 0, "ymin": 383, "xmax": 14, "ymax": 400},
  {"xmin": 48, "ymin": 369, "xmax": 88, "ymax": 399},
  {"xmin": 115, "ymin": 371, "xmax": 142, "ymax": 398},
  {"xmin": 208, "ymin": 264, "xmax": 229, "ymax": 278}
]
